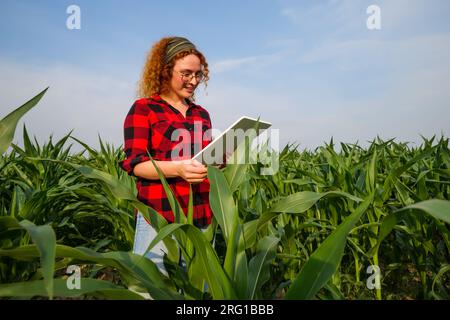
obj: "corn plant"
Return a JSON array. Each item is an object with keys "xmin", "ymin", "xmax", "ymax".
[{"xmin": 0, "ymin": 89, "xmax": 448, "ymax": 300}]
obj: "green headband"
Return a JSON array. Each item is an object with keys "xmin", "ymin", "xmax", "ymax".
[{"xmin": 164, "ymin": 37, "xmax": 196, "ymax": 64}]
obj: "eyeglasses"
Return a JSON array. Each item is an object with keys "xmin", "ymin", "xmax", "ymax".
[{"xmin": 175, "ymin": 70, "xmax": 205, "ymax": 83}]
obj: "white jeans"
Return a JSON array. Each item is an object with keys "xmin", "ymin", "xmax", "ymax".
[
  {"xmin": 132, "ymin": 212, "xmax": 213, "ymax": 278},
  {"xmin": 132, "ymin": 212, "xmax": 168, "ymax": 276}
]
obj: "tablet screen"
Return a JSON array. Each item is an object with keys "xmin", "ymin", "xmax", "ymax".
[{"xmin": 193, "ymin": 116, "xmax": 271, "ymax": 165}]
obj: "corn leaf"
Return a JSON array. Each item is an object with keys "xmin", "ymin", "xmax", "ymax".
[
  {"xmin": 0, "ymin": 87, "xmax": 48, "ymax": 154},
  {"xmin": 246, "ymin": 236, "xmax": 279, "ymax": 299},
  {"xmin": 145, "ymin": 223, "xmax": 237, "ymax": 299},
  {"xmin": 370, "ymin": 199, "xmax": 450, "ymax": 256},
  {"xmin": 0, "ymin": 279, "xmax": 144, "ymax": 300},
  {"xmin": 285, "ymin": 195, "xmax": 372, "ymax": 299},
  {"xmin": 208, "ymin": 166, "xmax": 237, "ymax": 242}
]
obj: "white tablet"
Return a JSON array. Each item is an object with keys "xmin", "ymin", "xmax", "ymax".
[{"xmin": 193, "ymin": 116, "xmax": 272, "ymax": 165}]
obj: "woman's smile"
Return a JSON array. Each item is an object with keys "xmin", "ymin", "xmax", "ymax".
[{"xmin": 184, "ymin": 86, "xmax": 195, "ymax": 93}]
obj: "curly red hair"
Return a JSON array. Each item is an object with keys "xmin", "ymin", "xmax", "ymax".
[{"xmin": 137, "ymin": 37, "xmax": 209, "ymax": 99}]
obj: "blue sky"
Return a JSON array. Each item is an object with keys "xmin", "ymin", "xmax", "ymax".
[{"xmin": 1, "ymin": 0, "xmax": 450, "ymax": 151}]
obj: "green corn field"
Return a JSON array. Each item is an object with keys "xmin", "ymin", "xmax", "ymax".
[{"xmin": 0, "ymin": 89, "xmax": 449, "ymax": 300}]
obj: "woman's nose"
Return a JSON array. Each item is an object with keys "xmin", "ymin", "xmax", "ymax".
[{"xmin": 189, "ymin": 77, "xmax": 199, "ymax": 86}]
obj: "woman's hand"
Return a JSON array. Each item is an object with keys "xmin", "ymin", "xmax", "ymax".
[{"xmin": 175, "ymin": 159, "xmax": 208, "ymax": 184}]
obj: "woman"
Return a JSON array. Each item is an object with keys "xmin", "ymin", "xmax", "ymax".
[{"xmin": 119, "ymin": 36, "xmax": 213, "ymax": 274}]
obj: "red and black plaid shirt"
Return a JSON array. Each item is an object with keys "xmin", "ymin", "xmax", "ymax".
[{"xmin": 119, "ymin": 94, "xmax": 213, "ymax": 228}]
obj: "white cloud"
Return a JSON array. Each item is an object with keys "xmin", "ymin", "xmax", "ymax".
[
  {"xmin": 297, "ymin": 33, "xmax": 450, "ymax": 72},
  {"xmin": 211, "ymin": 52, "xmax": 286, "ymax": 74},
  {"xmin": 2, "ymin": 0, "xmax": 450, "ymax": 154},
  {"xmin": 199, "ymin": 32, "xmax": 450, "ymax": 151},
  {"xmin": 0, "ymin": 58, "xmax": 136, "ymax": 151},
  {"xmin": 212, "ymin": 56, "xmax": 257, "ymax": 73},
  {"xmin": 280, "ymin": 0, "xmax": 363, "ymax": 33}
]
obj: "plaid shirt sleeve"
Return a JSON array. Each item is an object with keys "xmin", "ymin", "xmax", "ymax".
[{"xmin": 119, "ymin": 99, "xmax": 151, "ymax": 176}]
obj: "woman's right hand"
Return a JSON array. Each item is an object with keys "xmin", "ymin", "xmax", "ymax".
[{"xmin": 175, "ymin": 159, "xmax": 208, "ymax": 184}]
